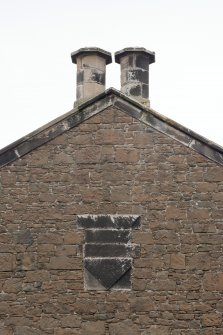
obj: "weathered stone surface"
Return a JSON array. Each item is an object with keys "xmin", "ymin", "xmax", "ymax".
[
  {"xmin": 16, "ymin": 253, "xmax": 36, "ymax": 271},
  {"xmin": 81, "ymin": 321, "xmax": 105, "ymax": 335},
  {"xmin": 84, "ymin": 258, "xmax": 131, "ymax": 289},
  {"xmin": 84, "ymin": 243, "xmax": 133, "ymax": 257},
  {"xmin": 131, "ymin": 297, "xmax": 155, "ymax": 312},
  {"xmin": 187, "ymin": 252, "xmax": 211, "ymax": 270},
  {"xmin": 14, "ymin": 230, "xmax": 33, "ymax": 245},
  {"xmin": 203, "ymin": 273, "xmax": 223, "ymax": 291},
  {"xmin": 55, "ymin": 329, "xmax": 79, "ymax": 335},
  {"xmin": 60, "ymin": 315, "xmax": 81, "ymax": 328},
  {"xmin": 202, "ymin": 312, "xmax": 222, "ymax": 326},
  {"xmin": 170, "ymin": 253, "xmax": 186, "ymax": 269},
  {"xmin": 0, "ymin": 302, "xmax": 11, "ymax": 315},
  {"xmin": 0, "ymin": 326, "xmax": 13, "ymax": 335},
  {"xmin": 15, "ymin": 326, "xmax": 42, "ymax": 335},
  {"xmin": 64, "ymin": 231, "xmax": 83, "ymax": 244},
  {"xmin": 148, "ymin": 325, "xmax": 170, "ymax": 335},
  {"xmin": 77, "ymin": 215, "xmax": 140, "ymax": 229},
  {"xmin": 0, "ymin": 105, "xmax": 222, "ymax": 333},
  {"xmin": 109, "ymin": 320, "xmax": 140, "ymax": 335},
  {"xmin": 0, "ymin": 253, "xmax": 15, "ymax": 271},
  {"xmin": 85, "ymin": 229, "xmax": 130, "ymax": 243},
  {"xmin": 47, "ymin": 256, "xmax": 82, "ymax": 270}
]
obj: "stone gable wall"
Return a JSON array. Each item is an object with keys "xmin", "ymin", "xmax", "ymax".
[{"xmin": 0, "ymin": 107, "xmax": 223, "ymax": 334}]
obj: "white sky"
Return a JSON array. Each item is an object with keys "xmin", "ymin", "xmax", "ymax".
[{"xmin": 0, "ymin": 0, "xmax": 223, "ymax": 149}]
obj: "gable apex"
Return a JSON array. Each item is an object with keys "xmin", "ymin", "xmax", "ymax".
[{"xmin": 0, "ymin": 87, "xmax": 223, "ymax": 168}]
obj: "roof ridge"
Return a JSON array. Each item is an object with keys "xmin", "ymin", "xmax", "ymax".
[{"xmin": 0, "ymin": 88, "xmax": 222, "ymax": 167}]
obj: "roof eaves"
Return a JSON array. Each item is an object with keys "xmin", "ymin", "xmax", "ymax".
[{"xmin": 0, "ymin": 91, "xmax": 115, "ymax": 168}]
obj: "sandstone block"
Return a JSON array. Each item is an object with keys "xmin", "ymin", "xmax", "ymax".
[
  {"xmin": 109, "ymin": 320, "xmax": 140, "ymax": 335},
  {"xmin": 0, "ymin": 327, "xmax": 13, "ymax": 335},
  {"xmin": 115, "ymin": 148, "xmax": 140, "ymax": 163},
  {"xmin": 170, "ymin": 253, "xmax": 185, "ymax": 269},
  {"xmin": 0, "ymin": 253, "xmax": 15, "ymax": 271},
  {"xmin": 148, "ymin": 325, "xmax": 170, "ymax": 335},
  {"xmin": 204, "ymin": 168, "xmax": 223, "ymax": 182},
  {"xmin": 202, "ymin": 312, "xmax": 222, "ymax": 326},
  {"xmin": 131, "ymin": 297, "xmax": 154, "ymax": 312},
  {"xmin": 60, "ymin": 315, "xmax": 81, "ymax": 328},
  {"xmin": 81, "ymin": 321, "xmax": 105, "ymax": 335},
  {"xmin": 64, "ymin": 231, "xmax": 83, "ymax": 244},
  {"xmin": 166, "ymin": 206, "xmax": 186, "ymax": 220},
  {"xmin": 47, "ymin": 256, "xmax": 82, "ymax": 270},
  {"xmin": 187, "ymin": 208, "xmax": 210, "ymax": 220},
  {"xmin": 203, "ymin": 272, "xmax": 223, "ymax": 291},
  {"xmin": 153, "ymin": 230, "xmax": 179, "ymax": 244},
  {"xmin": 15, "ymin": 326, "xmax": 42, "ymax": 335},
  {"xmin": 55, "ymin": 329, "xmax": 80, "ymax": 335},
  {"xmin": 133, "ymin": 231, "xmax": 154, "ymax": 244},
  {"xmin": 187, "ymin": 252, "xmax": 211, "ymax": 270}
]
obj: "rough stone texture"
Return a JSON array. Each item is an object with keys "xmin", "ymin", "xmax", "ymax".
[
  {"xmin": 84, "ymin": 258, "xmax": 131, "ymax": 290},
  {"xmin": 72, "ymin": 48, "xmax": 112, "ymax": 102},
  {"xmin": 115, "ymin": 47, "xmax": 155, "ymax": 106},
  {"xmin": 85, "ymin": 229, "xmax": 131, "ymax": 244},
  {"xmin": 0, "ymin": 106, "xmax": 223, "ymax": 333}
]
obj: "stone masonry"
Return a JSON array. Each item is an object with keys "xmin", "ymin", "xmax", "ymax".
[{"xmin": 0, "ymin": 106, "xmax": 223, "ymax": 334}]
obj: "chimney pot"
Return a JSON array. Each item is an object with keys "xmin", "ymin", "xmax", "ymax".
[
  {"xmin": 115, "ymin": 47, "xmax": 155, "ymax": 106},
  {"xmin": 71, "ymin": 47, "xmax": 112, "ymax": 102}
]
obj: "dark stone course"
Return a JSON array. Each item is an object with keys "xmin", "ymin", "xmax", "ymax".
[
  {"xmin": 77, "ymin": 215, "xmax": 140, "ymax": 229},
  {"xmin": 84, "ymin": 258, "xmax": 132, "ymax": 289},
  {"xmin": 113, "ymin": 268, "xmax": 131, "ymax": 289},
  {"xmin": 0, "ymin": 149, "xmax": 18, "ymax": 166},
  {"xmin": 85, "ymin": 229, "xmax": 131, "ymax": 244},
  {"xmin": 84, "ymin": 244, "xmax": 133, "ymax": 257},
  {"xmin": 77, "ymin": 71, "xmax": 84, "ymax": 84},
  {"xmin": 129, "ymin": 85, "xmax": 141, "ymax": 97},
  {"xmin": 144, "ymin": 113, "xmax": 192, "ymax": 147},
  {"xmin": 17, "ymin": 137, "xmax": 48, "ymax": 157},
  {"xmin": 90, "ymin": 71, "xmax": 105, "ymax": 85},
  {"xmin": 115, "ymin": 47, "xmax": 155, "ymax": 64},
  {"xmin": 114, "ymin": 98, "xmax": 143, "ymax": 120},
  {"xmin": 129, "ymin": 55, "xmax": 134, "ymax": 67},
  {"xmin": 132, "ymin": 216, "xmax": 141, "ymax": 229},
  {"xmin": 190, "ymin": 139, "xmax": 223, "ymax": 165},
  {"xmin": 142, "ymin": 84, "xmax": 149, "ymax": 98},
  {"xmin": 76, "ymin": 86, "xmax": 82, "ymax": 100},
  {"xmin": 15, "ymin": 230, "xmax": 33, "ymax": 245},
  {"xmin": 127, "ymin": 70, "xmax": 148, "ymax": 84},
  {"xmin": 135, "ymin": 55, "xmax": 149, "ymax": 70}
]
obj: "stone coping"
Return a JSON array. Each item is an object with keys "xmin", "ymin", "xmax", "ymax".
[
  {"xmin": 0, "ymin": 87, "xmax": 222, "ymax": 167},
  {"xmin": 71, "ymin": 47, "xmax": 112, "ymax": 65},
  {"xmin": 115, "ymin": 47, "xmax": 155, "ymax": 64}
]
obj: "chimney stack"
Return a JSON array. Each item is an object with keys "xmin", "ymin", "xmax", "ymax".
[
  {"xmin": 115, "ymin": 47, "xmax": 155, "ymax": 106},
  {"xmin": 71, "ymin": 47, "xmax": 112, "ymax": 102}
]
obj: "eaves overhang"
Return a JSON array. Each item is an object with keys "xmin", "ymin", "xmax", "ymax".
[{"xmin": 0, "ymin": 88, "xmax": 223, "ymax": 167}]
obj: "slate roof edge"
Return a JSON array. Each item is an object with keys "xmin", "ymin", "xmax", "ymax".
[{"xmin": 0, "ymin": 87, "xmax": 222, "ymax": 168}]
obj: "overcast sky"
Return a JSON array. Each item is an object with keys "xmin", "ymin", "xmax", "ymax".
[{"xmin": 0, "ymin": 0, "xmax": 223, "ymax": 149}]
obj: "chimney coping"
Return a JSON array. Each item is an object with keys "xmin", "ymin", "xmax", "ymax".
[
  {"xmin": 71, "ymin": 47, "xmax": 112, "ymax": 65},
  {"xmin": 115, "ymin": 47, "xmax": 155, "ymax": 64}
]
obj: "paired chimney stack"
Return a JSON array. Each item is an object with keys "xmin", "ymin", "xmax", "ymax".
[
  {"xmin": 71, "ymin": 47, "xmax": 155, "ymax": 105},
  {"xmin": 71, "ymin": 48, "xmax": 112, "ymax": 102},
  {"xmin": 115, "ymin": 48, "xmax": 155, "ymax": 106}
]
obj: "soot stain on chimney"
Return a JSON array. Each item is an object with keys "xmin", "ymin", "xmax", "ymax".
[
  {"xmin": 129, "ymin": 85, "xmax": 141, "ymax": 96},
  {"xmin": 91, "ymin": 71, "xmax": 105, "ymax": 85}
]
